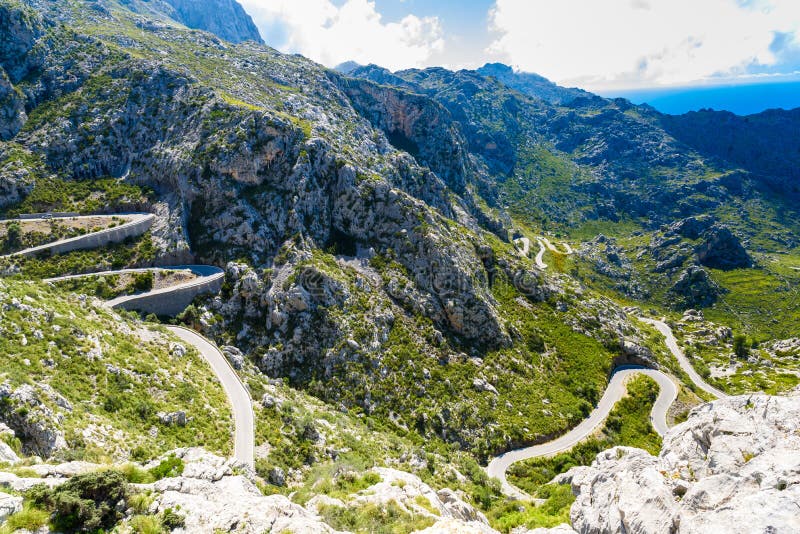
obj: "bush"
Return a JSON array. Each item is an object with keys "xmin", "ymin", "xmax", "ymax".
[
  {"xmin": 733, "ymin": 335, "xmax": 749, "ymax": 358},
  {"xmin": 128, "ymin": 514, "xmax": 163, "ymax": 534},
  {"xmin": 148, "ymin": 455, "xmax": 185, "ymax": 481},
  {"xmin": 120, "ymin": 463, "xmax": 154, "ymax": 484},
  {"xmin": 4, "ymin": 222, "xmax": 22, "ymax": 252},
  {"xmin": 132, "ymin": 272, "xmax": 154, "ymax": 293},
  {"xmin": 27, "ymin": 470, "xmax": 129, "ymax": 533},
  {"xmin": 161, "ymin": 507, "xmax": 186, "ymax": 530}
]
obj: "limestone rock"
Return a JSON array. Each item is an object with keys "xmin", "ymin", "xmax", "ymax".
[
  {"xmin": 416, "ymin": 519, "xmax": 498, "ymax": 533},
  {"xmin": 0, "ymin": 492, "xmax": 22, "ymax": 524},
  {"xmin": 221, "ymin": 345, "xmax": 245, "ymax": 370},
  {"xmin": 668, "ymin": 266, "xmax": 723, "ymax": 309},
  {"xmin": 157, "ymin": 411, "xmax": 187, "ymax": 427},
  {"xmin": 694, "ymin": 225, "xmax": 751, "ymax": 270},
  {"xmin": 0, "ymin": 471, "xmax": 66, "ymax": 492},
  {"xmin": 0, "ymin": 383, "xmax": 67, "ymax": 458},
  {"xmin": 148, "ymin": 450, "xmax": 337, "ymax": 533},
  {"xmin": 160, "ymin": 0, "xmax": 264, "ymax": 44},
  {"xmin": 513, "ymin": 525, "xmax": 576, "ymax": 534},
  {"xmin": 570, "ymin": 448, "xmax": 680, "ymax": 534},
  {"xmin": 351, "ymin": 467, "xmax": 492, "ymax": 527},
  {"xmin": 0, "ymin": 68, "xmax": 25, "ymax": 140},
  {"xmin": 472, "ymin": 378, "xmax": 499, "ymax": 396},
  {"xmin": 568, "ymin": 393, "xmax": 800, "ymax": 534}
]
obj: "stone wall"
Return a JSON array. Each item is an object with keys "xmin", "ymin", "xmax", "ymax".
[
  {"xmin": 109, "ymin": 270, "xmax": 224, "ymax": 316},
  {"xmin": 11, "ymin": 214, "xmax": 155, "ymax": 257}
]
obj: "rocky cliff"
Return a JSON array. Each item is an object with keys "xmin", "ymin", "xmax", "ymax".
[
  {"xmin": 559, "ymin": 390, "xmax": 800, "ymax": 534},
  {"xmin": 119, "ymin": 0, "xmax": 264, "ymax": 44}
]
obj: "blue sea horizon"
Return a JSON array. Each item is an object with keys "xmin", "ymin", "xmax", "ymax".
[{"xmin": 599, "ymin": 80, "xmax": 800, "ymax": 116}]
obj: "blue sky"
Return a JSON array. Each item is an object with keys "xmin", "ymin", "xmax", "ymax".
[{"xmin": 239, "ymin": 0, "xmax": 800, "ymax": 91}]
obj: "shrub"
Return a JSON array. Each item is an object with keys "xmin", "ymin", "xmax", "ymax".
[
  {"xmin": 148, "ymin": 455, "xmax": 184, "ymax": 481},
  {"xmin": 161, "ymin": 507, "xmax": 186, "ymax": 530},
  {"xmin": 27, "ymin": 470, "xmax": 129, "ymax": 533},
  {"xmin": 120, "ymin": 463, "xmax": 154, "ymax": 484},
  {"xmin": 128, "ymin": 514, "xmax": 163, "ymax": 534},
  {"xmin": 132, "ymin": 272, "xmax": 154, "ymax": 293},
  {"xmin": 733, "ymin": 335, "xmax": 749, "ymax": 358},
  {"xmin": 4, "ymin": 222, "xmax": 21, "ymax": 252}
]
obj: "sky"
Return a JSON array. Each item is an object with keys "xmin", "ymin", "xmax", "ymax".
[{"xmin": 238, "ymin": 0, "xmax": 800, "ymax": 92}]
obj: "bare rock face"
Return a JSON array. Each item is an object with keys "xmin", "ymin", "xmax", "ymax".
[
  {"xmin": 0, "ymin": 424, "xmax": 20, "ymax": 465},
  {"xmin": 161, "ymin": 0, "xmax": 264, "ymax": 44},
  {"xmin": 0, "ymin": 492, "xmax": 22, "ymax": 524},
  {"xmin": 568, "ymin": 392, "xmax": 800, "ymax": 534},
  {"xmin": 694, "ymin": 225, "xmax": 751, "ymax": 270},
  {"xmin": 149, "ymin": 449, "xmax": 338, "ymax": 533},
  {"xmin": 0, "ymin": 383, "xmax": 67, "ymax": 458},
  {"xmin": 0, "ymin": 68, "xmax": 25, "ymax": 140},
  {"xmin": 352, "ymin": 467, "xmax": 492, "ymax": 526},
  {"xmin": 668, "ymin": 266, "xmax": 723, "ymax": 310}
]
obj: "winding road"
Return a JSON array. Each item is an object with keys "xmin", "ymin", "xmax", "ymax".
[
  {"xmin": 487, "ymin": 366, "xmax": 678, "ymax": 500},
  {"xmin": 514, "ymin": 235, "xmax": 573, "ymax": 270},
  {"xmin": 639, "ymin": 317, "xmax": 728, "ymax": 399},
  {"xmin": 1, "ymin": 213, "xmax": 154, "ymax": 258},
  {"xmin": 5, "ymin": 217, "xmax": 255, "ymax": 468},
  {"xmin": 535, "ymin": 239, "xmax": 548, "ymax": 269},
  {"xmin": 167, "ymin": 327, "xmax": 255, "ymax": 468},
  {"xmin": 10, "ymin": 215, "xmax": 729, "ymax": 484},
  {"xmin": 488, "ymin": 316, "xmax": 726, "ymax": 500}
]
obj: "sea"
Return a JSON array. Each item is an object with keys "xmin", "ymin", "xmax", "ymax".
[{"xmin": 599, "ymin": 80, "xmax": 800, "ymax": 116}]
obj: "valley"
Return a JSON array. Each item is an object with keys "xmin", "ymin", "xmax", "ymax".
[{"xmin": 0, "ymin": 0, "xmax": 798, "ymax": 532}]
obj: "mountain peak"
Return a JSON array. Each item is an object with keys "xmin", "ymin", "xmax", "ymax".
[{"xmin": 160, "ymin": 0, "xmax": 263, "ymax": 44}]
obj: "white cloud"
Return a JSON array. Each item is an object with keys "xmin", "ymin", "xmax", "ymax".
[
  {"xmin": 239, "ymin": 0, "xmax": 444, "ymax": 71},
  {"xmin": 488, "ymin": 0, "xmax": 800, "ymax": 89}
]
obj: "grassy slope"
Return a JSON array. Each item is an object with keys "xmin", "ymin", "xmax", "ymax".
[{"xmin": 0, "ymin": 278, "xmax": 232, "ymax": 462}]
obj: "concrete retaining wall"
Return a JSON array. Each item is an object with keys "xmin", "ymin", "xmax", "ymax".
[
  {"xmin": 12, "ymin": 214, "xmax": 155, "ymax": 257},
  {"xmin": 110, "ymin": 272, "xmax": 224, "ymax": 316}
]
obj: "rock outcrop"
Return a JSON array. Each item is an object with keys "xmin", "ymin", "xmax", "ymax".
[
  {"xmin": 567, "ymin": 391, "xmax": 800, "ymax": 534},
  {"xmin": 0, "ymin": 383, "xmax": 67, "ymax": 458},
  {"xmin": 694, "ymin": 225, "xmax": 752, "ymax": 270},
  {"xmin": 148, "ymin": 448, "xmax": 337, "ymax": 533},
  {"xmin": 0, "ymin": 492, "xmax": 22, "ymax": 524},
  {"xmin": 668, "ymin": 266, "xmax": 723, "ymax": 309},
  {"xmin": 0, "ymin": 424, "xmax": 20, "ymax": 465}
]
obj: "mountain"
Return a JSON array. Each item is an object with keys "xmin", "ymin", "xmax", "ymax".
[
  {"xmin": 333, "ymin": 60, "xmax": 362, "ymax": 75},
  {"xmin": 161, "ymin": 0, "xmax": 263, "ymax": 44},
  {"xmin": 1, "ymin": 0, "xmax": 800, "ymax": 532},
  {"xmin": 660, "ymin": 107, "xmax": 800, "ymax": 196},
  {"xmin": 476, "ymin": 62, "xmax": 591, "ymax": 105},
  {"xmin": 120, "ymin": 0, "xmax": 264, "ymax": 43}
]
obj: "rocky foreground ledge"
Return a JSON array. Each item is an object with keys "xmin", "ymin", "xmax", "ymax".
[
  {"xmin": 2, "ymin": 391, "xmax": 799, "ymax": 533},
  {"xmin": 540, "ymin": 389, "xmax": 800, "ymax": 534}
]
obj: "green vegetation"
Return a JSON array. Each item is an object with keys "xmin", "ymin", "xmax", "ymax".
[
  {"xmin": 52, "ymin": 270, "xmax": 155, "ymax": 300},
  {"xmin": 0, "ymin": 233, "xmax": 157, "ymax": 279},
  {"xmin": 488, "ymin": 484, "xmax": 574, "ymax": 532},
  {"xmin": 0, "ymin": 278, "xmax": 232, "ymax": 462},
  {"xmin": 2, "ymin": 222, "xmax": 21, "ymax": 252},
  {"xmin": 0, "ymin": 503, "xmax": 49, "ymax": 534},
  {"xmin": 482, "ymin": 375, "xmax": 662, "ymax": 532},
  {"xmin": 120, "ymin": 455, "xmax": 185, "ymax": 484},
  {"xmin": 319, "ymin": 502, "xmax": 435, "ymax": 534},
  {"xmin": 508, "ymin": 375, "xmax": 662, "ymax": 496},
  {"xmin": 3, "ymin": 177, "xmax": 152, "ymax": 218},
  {"xmin": 27, "ymin": 470, "xmax": 128, "ymax": 533}
]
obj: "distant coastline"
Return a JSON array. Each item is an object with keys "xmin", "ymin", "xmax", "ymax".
[{"xmin": 599, "ymin": 80, "xmax": 800, "ymax": 116}]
